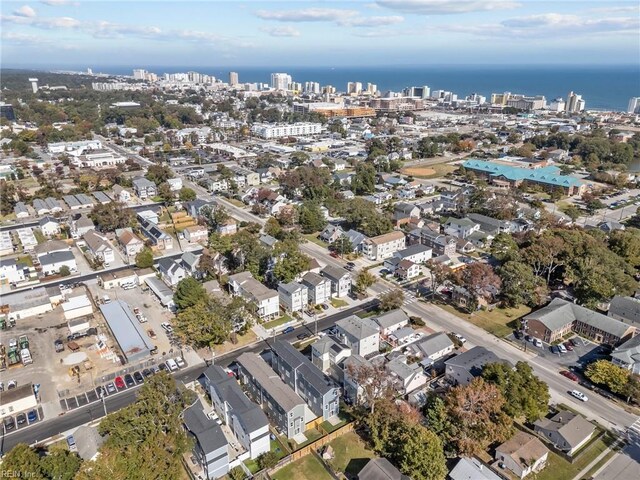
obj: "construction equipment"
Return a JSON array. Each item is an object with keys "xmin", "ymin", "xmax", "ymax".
[
  {"xmin": 83, "ymin": 360, "xmax": 93, "ymax": 371},
  {"xmin": 19, "ymin": 335, "xmax": 29, "ymax": 350},
  {"xmin": 0, "ymin": 343, "xmax": 6, "ymax": 371},
  {"xmin": 7, "ymin": 349, "xmax": 20, "ymax": 366}
]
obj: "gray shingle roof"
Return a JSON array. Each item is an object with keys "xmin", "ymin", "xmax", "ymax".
[
  {"xmin": 611, "ymin": 335, "xmax": 640, "ymax": 366},
  {"xmin": 183, "ymin": 401, "xmax": 228, "ymax": 454},
  {"xmin": 608, "ymin": 296, "xmax": 640, "ymax": 326},
  {"xmin": 357, "ymin": 458, "xmax": 405, "ymax": 480},
  {"xmin": 302, "ymin": 271, "xmax": 327, "ymax": 287},
  {"xmin": 534, "ymin": 411, "xmax": 595, "ymax": 449},
  {"xmin": 445, "ymin": 346, "xmax": 506, "ymax": 377},
  {"xmin": 336, "ymin": 315, "xmax": 379, "ymax": 340},
  {"xmin": 395, "ymin": 243, "xmax": 431, "ymax": 259},
  {"xmin": 321, "ymin": 265, "xmax": 350, "ymax": 282},
  {"xmin": 417, "ymin": 332, "xmax": 454, "ymax": 358},
  {"xmin": 373, "ymin": 309, "xmax": 409, "ymax": 330},
  {"xmin": 272, "ymin": 340, "xmax": 335, "ymax": 395},
  {"xmin": 39, "ymin": 250, "xmax": 75, "ymax": 266}
]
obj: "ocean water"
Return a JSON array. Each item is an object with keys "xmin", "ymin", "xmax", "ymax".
[{"xmin": 95, "ymin": 64, "xmax": 640, "ymax": 112}]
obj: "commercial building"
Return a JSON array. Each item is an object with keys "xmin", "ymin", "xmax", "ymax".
[
  {"xmin": 566, "ymin": 91, "xmax": 586, "ymax": 113},
  {"xmin": 271, "ymin": 340, "xmax": 340, "ymax": 421},
  {"xmin": 99, "ymin": 300, "xmax": 155, "ymax": 363},
  {"xmin": 608, "ymin": 295, "xmax": 640, "ymax": 328},
  {"xmin": 145, "ymin": 276, "xmax": 175, "ymax": 310},
  {"xmin": 203, "ymin": 365, "xmax": 270, "ymax": 460},
  {"xmin": 229, "ymin": 72, "xmax": 239, "ymax": 86},
  {"xmin": 628, "ymin": 97, "xmax": 640, "ymax": 114},
  {"xmin": 271, "ymin": 73, "xmax": 292, "ymax": 90},
  {"xmin": 251, "ymin": 122, "xmax": 322, "ymax": 139},
  {"xmin": 292, "ymin": 102, "xmax": 375, "ymax": 118},
  {"xmin": 1, "ymin": 287, "xmax": 54, "ymax": 321},
  {"xmin": 236, "ymin": 353, "xmax": 308, "ymax": 438},
  {"xmin": 0, "ymin": 383, "xmax": 38, "ymax": 417}
]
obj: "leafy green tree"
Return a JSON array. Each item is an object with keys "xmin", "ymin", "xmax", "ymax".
[
  {"xmin": 585, "ymin": 360, "xmax": 630, "ymax": 395},
  {"xmin": 272, "ymin": 241, "xmax": 311, "ymax": 284},
  {"xmin": 297, "ymin": 201, "xmax": 327, "ymax": 234},
  {"xmin": 175, "ymin": 298, "xmax": 232, "ymax": 347},
  {"xmin": 379, "ymin": 289, "xmax": 404, "ymax": 311},
  {"xmin": 482, "ymin": 361, "xmax": 549, "ymax": 422},
  {"xmin": 158, "ymin": 182, "xmax": 174, "ymax": 204},
  {"xmin": 1, "ymin": 443, "xmax": 44, "ymax": 478},
  {"xmin": 228, "ymin": 466, "xmax": 246, "ymax": 480},
  {"xmin": 498, "ymin": 261, "xmax": 546, "ymax": 307},
  {"xmin": 178, "ymin": 187, "xmax": 197, "ymax": 202},
  {"xmin": 90, "ymin": 201, "xmax": 135, "ymax": 232},
  {"xmin": 563, "ymin": 205, "xmax": 582, "ymax": 222},
  {"xmin": 41, "ymin": 448, "xmax": 83, "ymax": 480},
  {"xmin": 257, "ymin": 451, "xmax": 279, "ymax": 470},
  {"xmin": 393, "ymin": 423, "xmax": 447, "ymax": 480},
  {"xmin": 609, "ymin": 228, "xmax": 640, "ymax": 268},
  {"xmin": 334, "ymin": 235, "xmax": 354, "ymax": 256},
  {"xmin": 173, "ymin": 277, "xmax": 207, "ymax": 310},
  {"xmin": 58, "ymin": 265, "xmax": 71, "ymax": 277},
  {"xmin": 0, "ymin": 180, "xmax": 16, "ymax": 215},
  {"xmin": 145, "ymin": 164, "xmax": 173, "ymax": 184},
  {"xmin": 423, "ymin": 395, "xmax": 450, "ymax": 438},
  {"xmin": 351, "ymin": 162, "xmax": 377, "ymax": 195},
  {"xmin": 340, "ymin": 198, "xmax": 392, "ymax": 237},
  {"xmin": 490, "ymin": 232, "xmax": 520, "ymax": 263},
  {"xmin": 135, "ymin": 247, "xmax": 154, "ymax": 268},
  {"xmin": 355, "ymin": 269, "xmax": 376, "ymax": 293}
]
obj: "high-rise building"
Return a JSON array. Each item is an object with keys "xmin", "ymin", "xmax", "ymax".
[
  {"xmin": 367, "ymin": 83, "xmax": 378, "ymax": 95},
  {"xmin": 229, "ymin": 72, "xmax": 239, "ymax": 86},
  {"xmin": 565, "ymin": 91, "xmax": 585, "ymax": 113},
  {"xmin": 404, "ymin": 86, "xmax": 430, "ymax": 99},
  {"xmin": 28, "ymin": 78, "xmax": 38, "ymax": 93},
  {"xmin": 133, "ymin": 69, "xmax": 147, "ymax": 80},
  {"xmin": 628, "ymin": 97, "xmax": 640, "ymax": 114},
  {"xmin": 87, "ymin": 68, "xmax": 93, "ymax": 75},
  {"xmin": 271, "ymin": 73, "xmax": 292, "ymax": 90},
  {"xmin": 490, "ymin": 92, "xmax": 511, "ymax": 105},
  {"xmin": 304, "ymin": 82, "xmax": 320, "ymax": 94},
  {"xmin": 347, "ymin": 82, "xmax": 363, "ymax": 94}
]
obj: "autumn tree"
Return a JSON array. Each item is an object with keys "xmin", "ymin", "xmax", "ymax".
[
  {"xmin": 444, "ymin": 378, "xmax": 513, "ymax": 456},
  {"xmin": 426, "ymin": 260, "xmax": 451, "ymax": 297},
  {"xmin": 355, "ymin": 269, "xmax": 376, "ymax": 293},
  {"xmin": 585, "ymin": 360, "xmax": 630, "ymax": 395},
  {"xmin": 458, "ymin": 262, "xmax": 501, "ymax": 299},
  {"xmin": 345, "ymin": 361, "xmax": 399, "ymax": 414},
  {"xmin": 498, "ymin": 261, "xmax": 547, "ymax": 307}
]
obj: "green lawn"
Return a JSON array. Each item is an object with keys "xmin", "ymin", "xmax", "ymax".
[
  {"xmin": 534, "ymin": 436, "xmax": 613, "ymax": 480},
  {"xmin": 330, "ymin": 298, "xmax": 348, "ymax": 308},
  {"xmin": 263, "ymin": 314, "xmax": 293, "ymax": 330},
  {"xmin": 327, "ymin": 432, "xmax": 376, "ymax": 477},
  {"xmin": 33, "ymin": 229, "xmax": 46, "ymax": 244},
  {"xmin": 271, "ymin": 454, "xmax": 333, "ymax": 480},
  {"xmin": 16, "ymin": 255, "xmax": 33, "ymax": 267},
  {"xmin": 438, "ymin": 303, "xmax": 531, "ymax": 337},
  {"xmin": 289, "ymin": 428, "xmax": 323, "ymax": 450},
  {"xmin": 320, "ymin": 412, "xmax": 352, "ymax": 433},
  {"xmin": 302, "ymin": 233, "xmax": 327, "ymax": 247}
]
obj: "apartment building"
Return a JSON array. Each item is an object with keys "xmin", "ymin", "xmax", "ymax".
[
  {"xmin": 363, "ymin": 231, "xmax": 406, "ymax": 261},
  {"xmin": 251, "ymin": 122, "xmax": 322, "ymax": 139},
  {"xmin": 335, "ymin": 315, "xmax": 380, "ymax": 357},
  {"xmin": 203, "ymin": 366, "xmax": 270, "ymax": 460},
  {"xmin": 183, "ymin": 401, "xmax": 229, "ymax": 479},
  {"xmin": 320, "ymin": 265, "xmax": 352, "ymax": 298},
  {"xmin": 278, "ymin": 281, "xmax": 308, "ymax": 314},
  {"xmin": 301, "ymin": 272, "xmax": 332, "ymax": 306},
  {"xmin": 271, "ymin": 340, "xmax": 340, "ymax": 421},
  {"xmin": 236, "ymin": 353, "xmax": 307, "ymax": 439},
  {"xmin": 228, "ymin": 271, "xmax": 279, "ymax": 320}
]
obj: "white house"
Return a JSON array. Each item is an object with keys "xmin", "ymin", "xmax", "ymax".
[
  {"xmin": 116, "ymin": 228, "xmax": 145, "ymax": 259},
  {"xmin": 363, "ymin": 231, "xmax": 406, "ymax": 261},
  {"xmin": 373, "ymin": 309, "xmax": 410, "ymax": 336},
  {"xmin": 183, "ymin": 225, "xmax": 209, "ymax": 244},
  {"xmin": 335, "ymin": 315, "xmax": 380, "ymax": 357},
  {"xmin": 444, "ymin": 217, "xmax": 481, "ymax": 239},
  {"xmin": 111, "ymin": 185, "xmax": 132, "ymax": 203},
  {"xmin": 0, "ymin": 259, "xmax": 27, "ymax": 286},
  {"xmin": 386, "ymin": 355, "xmax": 427, "ymax": 394},
  {"xmin": 83, "ymin": 230, "xmax": 115, "ymax": 266},
  {"xmin": 38, "ymin": 216, "xmax": 61, "ymax": 237},
  {"xmin": 157, "ymin": 258, "xmax": 187, "ymax": 287},
  {"xmin": 167, "ymin": 177, "xmax": 183, "ymax": 191},
  {"xmin": 415, "ymin": 332, "xmax": 454, "ymax": 362},
  {"xmin": 301, "ymin": 272, "xmax": 332, "ymax": 305},
  {"xmin": 393, "ymin": 244, "xmax": 432, "ymax": 264},
  {"xmin": 278, "ymin": 281, "xmax": 308, "ymax": 314},
  {"xmin": 495, "ymin": 432, "xmax": 549, "ymax": 479},
  {"xmin": 228, "ymin": 271, "xmax": 279, "ymax": 320},
  {"xmin": 39, "ymin": 251, "xmax": 77, "ymax": 276},
  {"xmin": 320, "ymin": 265, "xmax": 352, "ymax": 298}
]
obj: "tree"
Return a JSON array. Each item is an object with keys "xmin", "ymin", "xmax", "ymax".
[
  {"xmin": 173, "ymin": 277, "xmax": 207, "ymax": 310},
  {"xmin": 355, "ymin": 269, "xmax": 376, "ymax": 293},
  {"xmin": 90, "ymin": 201, "xmax": 135, "ymax": 232},
  {"xmin": 272, "ymin": 241, "xmax": 311, "ymax": 284},
  {"xmin": 58, "ymin": 265, "xmax": 71, "ymax": 277},
  {"xmin": 340, "ymin": 198, "xmax": 392, "ymax": 237},
  {"xmin": 1, "ymin": 444, "xmax": 44, "ymax": 479},
  {"xmin": 257, "ymin": 451, "xmax": 279, "ymax": 470},
  {"xmin": 228, "ymin": 466, "xmax": 246, "ymax": 480},
  {"xmin": 609, "ymin": 228, "xmax": 640, "ymax": 268},
  {"xmin": 145, "ymin": 164, "xmax": 173, "ymax": 184},
  {"xmin": 135, "ymin": 247, "xmax": 154, "ymax": 268},
  {"xmin": 498, "ymin": 261, "xmax": 546, "ymax": 307},
  {"xmin": 178, "ymin": 187, "xmax": 197, "ymax": 202},
  {"xmin": 458, "ymin": 262, "xmax": 501, "ymax": 299},
  {"xmin": 297, "ymin": 201, "xmax": 327, "ymax": 233},
  {"xmin": 351, "ymin": 162, "xmax": 377, "ymax": 195},
  {"xmin": 425, "ymin": 260, "xmax": 450, "ymax": 297},
  {"xmin": 158, "ymin": 182, "xmax": 174, "ymax": 204},
  {"xmin": 345, "ymin": 362, "xmax": 399, "ymax": 414},
  {"xmin": 175, "ymin": 298, "xmax": 232, "ymax": 347},
  {"xmin": 334, "ymin": 235, "xmax": 354, "ymax": 256},
  {"xmin": 444, "ymin": 378, "xmax": 513, "ymax": 456},
  {"xmin": 379, "ymin": 289, "xmax": 405, "ymax": 312},
  {"xmin": 482, "ymin": 361, "xmax": 550, "ymax": 422},
  {"xmin": 392, "ymin": 423, "xmax": 447, "ymax": 480},
  {"xmin": 563, "ymin": 205, "xmax": 582, "ymax": 222},
  {"xmin": 585, "ymin": 360, "xmax": 630, "ymax": 395},
  {"xmin": 41, "ymin": 448, "xmax": 83, "ymax": 480},
  {"xmin": 0, "ymin": 180, "xmax": 16, "ymax": 215},
  {"xmin": 423, "ymin": 394, "xmax": 450, "ymax": 438},
  {"xmin": 624, "ymin": 374, "xmax": 640, "ymax": 404}
]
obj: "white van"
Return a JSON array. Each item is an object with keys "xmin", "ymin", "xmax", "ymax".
[{"xmin": 165, "ymin": 359, "xmax": 179, "ymax": 372}]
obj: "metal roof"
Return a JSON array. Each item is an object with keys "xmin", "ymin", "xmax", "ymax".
[{"xmin": 99, "ymin": 300, "xmax": 154, "ymax": 362}]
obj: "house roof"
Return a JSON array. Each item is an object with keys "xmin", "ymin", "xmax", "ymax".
[
  {"xmin": 344, "ymin": 229, "xmax": 368, "ymax": 247},
  {"xmin": 302, "ymin": 271, "xmax": 328, "ymax": 287},
  {"xmin": 368, "ymin": 231, "xmax": 405, "ymax": 245},
  {"xmin": 373, "ymin": 309, "xmax": 409, "ymax": 330},
  {"xmin": 278, "ymin": 281, "xmax": 306, "ymax": 295},
  {"xmin": 183, "ymin": 401, "xmax": 228, "ymax": 454},
  {"xmin": 394, "ymin": 202, "xmax": 418, "ymax": 215},
  {"xmin": 417, "ymin": 332, "xmax": 454, "ymax": 358},
  {"xmin": 73, "ymin": 425, "xmax": 105, "ymax": 461},
  {"xmin": 463, "ymin": 159, "xmax": 582, "ymax": 188},
  {"xmin": 608, "ymin": 296, "xmax": 640, "ymax": 326},
  {"xmin": 387, "ymin": 356, "xmax": 421, "ymax": 381},
  {"xmin": 396, "ymin": 244, "xmax": 431, "ymax": 259},
  {"xmin": 445, "ymin": 346, "xmax": 507, "ymax": 377},
  {"xmin": 38, "ymin": 215, "xmax": 59, "ymax": 226},
  {"xmin": 321, "ymin": 265, "xmax": 350, "ymax": 282},
  {"xmin": 34, "ymin": 240, "xmax": 69, "ymax": 256},
  {"xmin": 611, "ymin": 335, "xmax": 640, "ymax": 366},
  {"xmin": 74, "ymin": 214, "xmax": 95, "ymax": 228},
  {"xmin": 229, "ymin": 271, "xmax": 278, "ymax": 302},
  {"xmin": 39, "ymin": 250, "xmax": 75, "ymax": 266},
  {"xmin": 525, "ymin": 298, "xmax": 632, "ymax": 338},
  {"xmin": 534, "ymin": 411, "xmax": 595, "ymax": 448},
  {"xmin": 446, "ymin": 217, "xmax": 478, "ymax": 228},
  {"xmin": 83, "ymin": 230, "xmax": 111, "ymax": 253},
  {"xmin": 449, "ymin": 458, "xmax": 503, "ymax": 480},
  {"xmin": 337, "ymin": 315, "xmax": 380, "ymax": 340},
  {"xmin": 496, "ymin": 431, "xmax": 549, "ymax": 469},
  {"xmin": 99, "ymin": 300, "xmax": 154, "ymax": 360},
  {"xmin": 357, "ymin": 458, "xmax": 406, "ymax": 480},
  {"xmin": 271, "ymin": 340, "xmax": 336, "ymax": 395}
]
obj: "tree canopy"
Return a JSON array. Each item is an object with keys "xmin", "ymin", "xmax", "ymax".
[
  {"xmin": 173, "ymin": 277, "xmax": 207, "ymax": 310},
  {"xmin": 90, "ymin": 201, "xmax": 135, "ymax": 232}
]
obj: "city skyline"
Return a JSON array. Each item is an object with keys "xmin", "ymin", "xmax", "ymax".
[{"xmin": 1, "ymin": 1, "xmax": 639, "ymax": 68}]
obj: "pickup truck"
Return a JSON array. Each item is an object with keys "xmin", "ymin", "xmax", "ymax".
[{"xmin": 21, "ymin": 348, "xmax": 33, "ymax": 365}]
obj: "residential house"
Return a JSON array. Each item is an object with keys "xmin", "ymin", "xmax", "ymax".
[
  {"xmin": 32, "ymin": 199, "xmax": 50, "ymax": 216},
  {"xmin": 395, "ymin": 259, "xmax": 420, "ymax": 281},
  {"xmin": 444, "ymin": 217, "xmax": 481, "ymax": 239},
  {"xmin": 203, "ymin": 365, "xmax": 270, "ymax": 460},
  {"xmin": 184, "ymin": 225, "xmax": 209, "ymax": 244},
  {"xmin": 137, "ymin": 209, "xmax": 160, "ymax": 225},
  {"xmin": 229, "ymin": 166, "xmax": 260, "ymax": 187},
  {"xmin": 598, "ymin": 221, "xmax": 625, "ymax": 233},
  {"xmin": 14, "ymin": 202, "xmax": 30, "ymax": 218},
  {"xmin": 608, "ymin": 295, "xmax": 640, "ymax": 328},
  {"xmin": 236, "ymin": 353, "xmax": 307, "ymax": 439},
  {"xmin": 373, "ymin": 309, "xmax": 410, "ymax": 336},
  {"xmin": 440, "ymin": 189, "xmax": 467, "ymax": 211},
  {"xmin": 139, "ymin": 219, "xmax": 173, "ymax": 250},
  {"xmin": 301, "ymin": 272, "xmax": 332, "ymax": 306},
  {"xmin": 111, "ymin": 184, "xmax": 131, "ymax": 203},
  {"xmin": 157, "ymin": 258, "xmax": 187, "ymax": 287},
  {"xmin": 83, "ymin": 230, "xmax": 116, "ymax": 266},
  {"xmin": 34, "ymin": 239, "xmax": 70, "ymax": 258},
  {"xmin": 216, "ymin": 218, "xmax": 237, "ymax": 236},
  {"xmin": 259, "ymin": 234, "xmax": 279, "ymax": 249},
  {"xmin": 228, "ymin": 271, "xmax": 279, "ymax": 320},
  {"xmin": 363, "ymin": 231, "xmax": 406, "ymax": 261},
  {"xmin": 357, "ymin": 458, "xmax": 407, "ymax": 480},
  {"xmin": 132, "ymin": 176, "xmax": 157, "ymax": 199},
  {"xmin": 70, "ymin": 214, "xmax": 95, "ymax": 239},
  {"xmin": 534, "ymin": 411, "xmax": 595, "ymax": 455},
  {"xmin": 342, "ymin": 354, "xmax": 371, "ymax": 405},
  {"xmin": 167, "ymin": 177, "xmax": 183, "ymax": 191},
  {"xmin": 38, "ymin": 216, "xmax": 61, "ymax": 237},
  {"xmin": 183, "ymin": 401, "xmax": 229, "ymax": 480},
  {"xmin": 39, "ymin": 250, "xmax": 77, "ymax": 276},
  {"xmin": 495, "ymin": 431, "xmax": 549, "ymax": 479},
  {"xmin": 393, "ymin": 244, "xmax": 432, "ymax": 264},
  {"xmin": 445, "ymin": 346, "xmax": 507, "ymax": 386},
  {"xmin": 116, "ymin": 228, "xmax": 145, "ymax": 259},
  {"xmin": 311, "ymin": 336, "xmax": 351, "ymax": 373},
  {"xmin": 321, "ymin": 265, "xmax": 352, "ymax": 298},
  {"xmin": 449, "ymin": 458, "xmax": 502, "ymax": 480},
  {"xmin": 343, "ymin": 229, "xmax": 369, "ymax": 254},
  {"xmin": 393, "ymin": 202, "xmax": 420, "ymax": 225},
  {"xmin": 387, "ymin": 355, "xmax": 427, "ymax": 394},
  {"xmin": 408, "ymin": 227, "xmax": 457, "ymax": 256},
  {"xmin": 467, "ymin": 213, "xmax": 515, "ymax": 235},
  {"xmin": 184, "ymin": 199, "xmax": 215, "ymax": 219},
  {"xmin": 93, "ymin": 191, "xmax": 111, "ymax": 205},
  {"xmin": 0, "ymin": 259, "xmax": 27, "ymax": 286},
  {"xmin": 417, "ymin": 199, "xmax": 444, "ymax": 216},
  {"xmin": 611, "ymin": 335, "xmax": 640, "ymax": 374},
  {"xmin": 452, "ymin": 285, "xmax": 499, "ymax": 311},
  {"xmin": 415, "ymin": 332, "xmax": 454, "ymax": 364},
  {"xmin": 335, "ymin": 315, "xmax": 380, "ymax": 357},
  {"xmin": 388, "ymin": 327, "xmax": 416, "ymax": 345},
  {"xmin": 271, "ymin": 339, "xmax": 341, "ymax": 421},
  {"xmin": 319, "ymin": 224, "xmax": 343, "ymax": 244},
  {"xmin": 278, "ymin": 281, "xmax": 309, "ymax": 314},
  {"xmin": 181, "ymin": 251, "xmax": 203, "ymax": 280},
  {"xmin": 524, "ymin": 298, "xmax": 635, "ymax": 346}
]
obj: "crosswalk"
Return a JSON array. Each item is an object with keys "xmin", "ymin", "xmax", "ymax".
[
  {"xmin": 626, "ymin": 417, "xmax": 640, "ymax": 446},
  {"xmin": 376, "ymin": 287, "xmax": 418, "ymax": 305}
]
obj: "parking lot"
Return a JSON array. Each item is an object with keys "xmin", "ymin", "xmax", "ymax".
[{"xmin": 510, "ymin": 333, "xmax": 609, "ymax": 369}]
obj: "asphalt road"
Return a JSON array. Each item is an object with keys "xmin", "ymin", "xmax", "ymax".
[{"xmin": 0, "ymin": 300, "xmax": 377, "ymax": 454}]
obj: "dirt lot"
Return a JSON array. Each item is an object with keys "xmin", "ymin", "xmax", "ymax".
[{"xmin": 401, "ymin": 166, "xmax": 436, "ymax": 177}]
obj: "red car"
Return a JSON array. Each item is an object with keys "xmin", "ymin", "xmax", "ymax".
[
  {"xmin": 563, "ymin": 342, "xmax": 574, "ymax": 351},
  {"xmin": 329, "ymin": 251, "xmax": 339, "ymax": 258},
  {"xmin": 560, "ymin": 370, "xmax": 578, "ymax": 381},
  {"xmin": 114, "ymin": 376, "xmax": 126, "ymax": 389}
]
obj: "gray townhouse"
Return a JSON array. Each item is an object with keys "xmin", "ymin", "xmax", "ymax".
[
  {"xmin": 132, "ymin": 176, "xmax": 157, "ymax": 199},
  {"xmin": 271, "ymin": 340, "xmax": 340, "ymax": 421},
  {"xmin": 203, "ymin": 365, "xmax": 270, "ymax": 460},
  {"xmin": 335, "ymin": 315, "xmax": 380, "ymax": 357},
  {"xmin": 278, "ymin": 281, "xmax": 308, "ymax": 314},
  {"xmin": 408, "ymin": 227, "xmax": 457, "ymax": 257},
  {"xmin": 236, "ymin": 353, "xmax": 308, "ymax": 439},
  {"xmin": 320, "ymin": 265, "xmax": 352, "ymax": 298},
  {"xmin": 183, "ymin": 401, "xmax": 229, "ymax": 479}
]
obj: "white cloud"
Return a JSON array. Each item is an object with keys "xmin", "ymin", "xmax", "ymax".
[
  {"xmin": 40, "ymin": 0, "xmax": 79, "ymax": 6},
  {"xmin": 1, "ymin": 31, "xmax": 47, "ymax": 45},
  {"xmin": 1, "ymin": 14, "xmax": 81, "ymax": 29},
  {"xmin": 589, "ymin": 6, "xmax": 639, "ymax": 14},
  {"xmin": 256, "ymin": 8, "xmax": 358, "ymax": 22},
  {"xmin": 14, "ymin": 5, "xmax": 37, "ymax": 18},
  {"xmin": 261, "ymin": 26, "xmax": 301, "ymax": 37},
  {"xmin": 375, "ymin": 0, "xmax": 521, "ymax": 15},
  {"xmin": 341, "ymin": 15, "xmax": 404, "ymax": 27}
]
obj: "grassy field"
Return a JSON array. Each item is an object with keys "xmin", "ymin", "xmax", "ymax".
[
  {"xmin": 288, "ymin": 428, "xmax": 323, "ymax": 450},
  {"xmin": 330, "ymin": 298, "xmax": 348, "ymax": 308},
  {"xmin": 438, "ymin": 303, "xmax": 531, "ymax": 337},
  {"xmin": 271, "ymin": 454, "xmax": 333, "ymax": 480},
  {"xmin": 534, "ymin": 436, "xmax": 612, "ymax": 480},
  {"xmin": 326, "ymin": 432, "xmax": 376, "ymax": 477},
  {"xmin": 263, "ymin": 314, "xmax": 293, "ymax": 330},
  {"xmin": 211, "ymin": 330, "xmax": 257, "ymax": 355},
  {"xmin": 302, "ymin": 233, "xmax": 327, "ymax": 247},
  {"xmin": 16, "ymin": 255, "xmax": 33, "ymax": 267},
  {"xmin": 401, "ymin": 162, "xmax": 457, "ymax": 179}
]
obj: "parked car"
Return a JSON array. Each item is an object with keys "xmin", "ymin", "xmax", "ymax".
[
  {"xmin": 550, "ymin": 345, "xmax": 559, "ymax": 354},
  {"xmin": 67, "ymin": 435, "xmax": 77, "ymax": 452},
  {"xmin": 114, "ymin": 376, "xmax": 126, "ymax": 390},
  {"xmin": 330, "ymin": 251, "xmax": 339, "ymax": 258},
  {"xmin": 570, "ymin": 390, "xmax": 588, "ymax": 402},
  {"xmin": 106, "ymin": 382, "xmax": 116, "ymax": 394},
  {"xmin": 558, "ymin": 343, "xmax": 567, "ymax": 354},
  {"xmin": 96, "ymin": 386, "xmax": 106, "ymax": 398},
  {"xmin": 564, "ymin": 341, "xmax": 574, "ymax": 351},
  {"xmin": 297, "ymin": 332, "xmax": 311, "ymax": 341},
  {"xmin": 175, "ymin": 357, "xmax": 186, "ymax": 369},
  {"xmin": 533, "ymin": 338, "xmax": 543, "ymax": 348},
  {"xmin": 27, "ymin": 410, "xmax": 38, "ymax": 423},
  {"xmin": 16, "ymin": 413, "xmax": 26, "ymax": 426},
  {"xmin": 453, "ymin": 333, "xmax": 467, "ymax": 344},
  {"xmin": 142, "ymin": 369, "xmax": 153, "ymax": 378},
  {"xmin": 166, "ymin": 359, "xmax": 179, "ymax": 372},
  {"xmin": 161, "ymin": 322, "xmax": 173, "ymax": 334},
  {"xmin": 560, "ymin": 370, "xmax": 578, "ymax": 381},
  {"xmin": 54, "ymin": 339, "xmax": 65, "ymax": 352},
  {"xmin": 147, "ymin": 329, "xmax": 157, "ymax": 339},
  {"xmin": 124, "ymin": 374, "xmax": 135, "ymax": 387},
  {"xmin": 320, "ymin": 304, "xmax": 329, "ymax": 311},
  {"xmin": 158, "ymin": 363, "xmax": 168, "ymax": 372},
  {"xmin": 3, "ymin": 416, "xmax": 15, "ymax": 432},
  {"xmin": 282, "ymin": 326, "xmax": 295, "ymax": 334},
  {"xmin": 133, "ymin": 371, "xmax": 144, "ymax": 384}
]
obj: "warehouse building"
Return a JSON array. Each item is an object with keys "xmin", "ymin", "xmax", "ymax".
[{"xmin": 99, "ymin": 300, "xmax": 155, "ymax": 363}]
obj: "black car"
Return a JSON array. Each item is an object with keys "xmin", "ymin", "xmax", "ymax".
[
  {"xmin": 67, "ymin": 332, "xmax": 89, "ymax": 341},
  {"xmin": 133, "ymin": 371, "xmax": 144, "ymax": 384},
  {"xmin": 96, "ymin": 386, "xmax": 106, "ymax": 398},
  {"xmin": 346, "ymin": 262, "xmax": 356, "ymax": 269},
  {"xmin": 16, "ymin": 413, "xmax": 26, "ymax": 426},
  {"xmin": 158, "ymin": 363, "xmax": 168, "ymax": 372},
  {"xmin": 4, "ymin": 416, "xmax": 15, "ymax": 432},
  {"xmin": 124, "ymin": 374, "xmax": 135, "ymax": 388},
  {"xmin": 297, "ymin": 332, "xmax": 311, "ymax": 341},
  {"xmin": 142, "ymin": 368, "xmax": 153, "ymax": 378}
]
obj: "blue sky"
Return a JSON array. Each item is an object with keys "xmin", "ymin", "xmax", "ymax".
[{"xmin": 1, "ymin": 1, "xmax": 639, "ymax": 68}]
